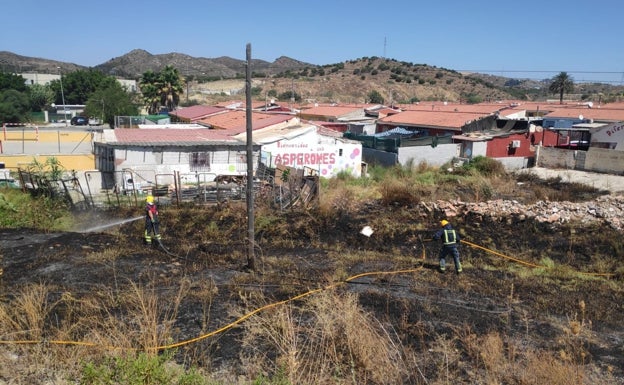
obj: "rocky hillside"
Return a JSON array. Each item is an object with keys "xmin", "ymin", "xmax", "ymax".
[
  {"xmin": 0, "ymin": 49, "xmax": 311, "ymax": 80},
  {"xmin": 95, "ymin": 50, "xmax": 315, "ymax": 79},
  {"xmin": 3, "ymin": 50, "xmax": 623, "ymax": 104},
  {"xmin": 0, "ymin": 51, "xmax": 85, "ymax": 74}
]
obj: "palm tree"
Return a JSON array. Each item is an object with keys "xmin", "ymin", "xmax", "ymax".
[
  {"xmin": 549, "ymin": 72, "xmax": 574, "ymax": 104},
  {"xmin": 139, "ymin": 70, "xmax": 162, "ymax": 114},
  {"xmin": 139, "ymin": 66, "xmax": 184, "ymax": 114},
  {"xmin": 159, "ymin": 65, "xmax": 184, "ymax": 112}
]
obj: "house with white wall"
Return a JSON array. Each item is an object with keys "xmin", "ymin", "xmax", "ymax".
[
  {"xmin": 589, "ymin": 121, "xmax": 624, "ymax": 150},
  {"xmin": 93, "ymin": 127, "xmax": 258, "ymax": 192},
  {"xmin": 92, "ymin": 114, "xmax": 363, "ymax": 194},
  {"xmin": 235, "ymin": 119, "xmax": 363, "ymax": 178}
]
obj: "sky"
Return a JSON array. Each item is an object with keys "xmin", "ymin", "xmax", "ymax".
[{"xmin": 2, "ymin": 0, "xmax": 623, "ymax": 84}]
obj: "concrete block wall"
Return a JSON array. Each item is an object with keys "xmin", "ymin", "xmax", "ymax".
[
  {"xmin": 537, "ymin": 146, "xmax": 624, "ymax": 175},
  {"xmin": 584, "ymin": 148, "xmax": 624, "ymax": 175},
  {"xmin": 535, "ymin": 146, "xmax": 577, "ymax": 169},
  {"xmin": 398, "ymin": 143, "xmax": 460, "ymax": 167}
]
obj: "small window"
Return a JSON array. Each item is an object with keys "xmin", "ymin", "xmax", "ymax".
[{"xmin": 190, "ymin": 152, "xmax": 211, "ymax": 171}]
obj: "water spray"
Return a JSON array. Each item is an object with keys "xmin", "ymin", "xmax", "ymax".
[{"xmin": 79, "ymin": 216, "xmax": 144, "ymax": 233}]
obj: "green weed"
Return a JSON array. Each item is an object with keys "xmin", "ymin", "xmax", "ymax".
[{"xmin": 80, "ymin": 350, "xmax": 207, "ymax": 385}]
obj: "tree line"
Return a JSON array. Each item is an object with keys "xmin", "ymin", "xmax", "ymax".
[
  {"xmin": 0, "ymin": 65, "xmax": 577, "ymax": 126},
  {"xmin": 0, "ymin": 65, "xmax": 187, "ymax": 126}
]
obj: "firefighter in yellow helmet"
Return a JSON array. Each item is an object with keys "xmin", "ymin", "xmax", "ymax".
[
  {"xmin": 144, "ymin": 195, "xmax": 161, "ymax": 245},
  {"xmin": 433, "ymin": 219, "xmax": 462, "ymax": 274}
]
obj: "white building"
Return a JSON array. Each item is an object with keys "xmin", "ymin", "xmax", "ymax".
[
  {"xmin": 235, "ymin": 120, "xmax": 363, "ymax": 178},
  {"xmin": 20, "ymin": 72, "xmax": 137, "ymax": 92},
  {"xmin": 589, "ymin": 121, "xmax": 624, "ymax": 151}
]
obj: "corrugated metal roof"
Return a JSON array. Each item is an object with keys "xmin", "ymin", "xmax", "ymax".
[
  {"xmin": 197, "ymin": 110, "xmax": 295, "ymax": 132},
  {"xmin": 105, "ymin": 128, "xmax": 242, "ymax": 147},
  {"xmin": 299, "ymin": 105, "xmax": 365, "ymax": 118},
  {"xmin": 398, "ymin": 103, "xmax": 506, "ymax": 114},
  {"xmin": 234, "ymin": 123, "xmax": 316, "ymax": 144},
  {"xmin": 378, "ymin": 110, "xmax": 490, "ymax": 129},
  {"xmin": 543, "ymin": 107, "xmax": 624, "ymax": 121},
  {"xmin": 169, "ymin": 105, "xmax": 227, "ymax": 120}
]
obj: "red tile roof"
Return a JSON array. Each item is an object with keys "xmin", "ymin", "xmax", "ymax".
[
  {"xmin": 298, "ymin": 102, "xmax": 377, "ymax": 110},
  {"xmin": 169, "ymin": 105, "xmax": 226, "ymax": 121},
  {"xmin": 543, "ymin": 107, "xmax": 624, "ymax": 121},
  {"xmin": 298, "ymin": 105, "xmax": 365, "ymax": 118},
  {"xmin": 378, "ymin": 110, "xmax": 490, "ymax": 129},
  {"xmin": 113, "ymin": 128, "xmax": 235, "ymax": 144},
  {"xmin": 211, "ymin": 100, "xmax": 285, "ymax": 110},
  {"xmin": 213, "ymin": 100, "xmax": 244, "ymax": 108},
  {"xmin": 196, "ymin": 110, "xmax": 296, "ymax": 133},
  {"xmin": 397, "ymin": 102, "xmax": 508, "ymax": 115}
]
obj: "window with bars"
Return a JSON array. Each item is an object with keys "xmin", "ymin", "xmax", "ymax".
[{"xmin": 190, "ymin": 152, "xmax": 211, "ymax": 171}]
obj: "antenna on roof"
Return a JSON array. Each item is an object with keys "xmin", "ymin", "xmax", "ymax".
[{"xmin": 383, "ymin": 37, "xmax": 387, "ymax": 58}]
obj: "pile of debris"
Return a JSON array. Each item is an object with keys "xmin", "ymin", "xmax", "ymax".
[{"xmin": 431, "ymin": 195, "xmax": 624, "ymax": 230}]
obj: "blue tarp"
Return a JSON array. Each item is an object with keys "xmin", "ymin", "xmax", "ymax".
[{"xmin": 374, "ymin": 127, "xmax": 418, "ymax": 137}]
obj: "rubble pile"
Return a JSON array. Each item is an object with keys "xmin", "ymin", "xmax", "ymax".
[{"xmin": 432, "ymin": 195, "xmax": 624, "ymax": 230}]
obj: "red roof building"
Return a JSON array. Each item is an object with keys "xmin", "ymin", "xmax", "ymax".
[
  {"xmin": 197, "ymin": 110, "xmax": 297, "ymax": 133},
  {"xmin": 298, "ymin": 105, "xmax": 366, "ymax": 122},
  {"xmin": 169, "ymin": 105, "xmax": 227, "ymax": 123},
  {"xmin": 377, "ymin": 110, "xmax": 492, "ymax": 135}
]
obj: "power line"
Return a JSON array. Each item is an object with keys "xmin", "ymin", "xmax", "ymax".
[
  {"xmin": 459, "ymin": 69, "xmax": 623, "ymax": 74},
  {"xmin": 459, "ymin": 69, "xmax": 624, "ymax": 85}
]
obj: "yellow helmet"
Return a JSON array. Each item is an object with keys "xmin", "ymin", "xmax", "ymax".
[
  {"xmin": 440, "ymin": 219, "xmax": 449, "ymax": 227},
  {"xmin": 146, "ymin": 195, "xmax": 154, "ymax": 204}
]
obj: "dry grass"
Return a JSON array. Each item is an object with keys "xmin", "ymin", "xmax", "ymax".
[
  {"xmin": 0, "ymin": 278, "xmax": 191, "ymax": 383},
  {"xmin": 0, "ymin": 254, "xmax": 620, "ymax": 384},
  {"xmin": 84, "ymin": 246, "xmax": 124, "ymax": 263},
  {"xmin": 1, "ymin": 159, "xmax": 622, "ymax": 383},
  {"xmin": 239, "ymin": 290, "xmax": 407, "ymax": 384},
  {"xmin": 0, "ymin": 283, "xmax": 52, "ymax": 341},
  {"xmin": 434, "ymin": 326, "xmax": 594, "ymax": 385}
]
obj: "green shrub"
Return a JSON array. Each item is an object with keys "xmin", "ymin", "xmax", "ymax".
[
  {"xmin": 0, "ymin": 189, "xmax": 72, "ymax": 231},
  {"xmin": 462, "ymin": 156, "xmax": 506, "ymax": 177},
  {"xmin": 80, "ymin": 351, "xmax": 206, "ymax": 385}
]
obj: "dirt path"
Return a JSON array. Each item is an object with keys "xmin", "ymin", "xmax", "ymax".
[{"xmin": 518, "ymin": 167, "xmax": 624, "ymax": 194}]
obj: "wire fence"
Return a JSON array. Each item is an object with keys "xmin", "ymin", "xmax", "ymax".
[{"xmin": 15, "ymin": 167, "xmax": 320, "ymax": 211}]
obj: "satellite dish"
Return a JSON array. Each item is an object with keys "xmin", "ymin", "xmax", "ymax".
[
  {"xmin": 529, "ymin": 124, "xmax": 536, "ymax": 133},
  {"xmin": 579, "ymin": 114, "xmax": 584, "ymax": 120}
]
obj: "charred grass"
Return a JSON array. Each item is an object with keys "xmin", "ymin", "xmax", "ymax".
[{"xmin": 0, "ymin": 163, "xmax": 623, "ymax": 384}]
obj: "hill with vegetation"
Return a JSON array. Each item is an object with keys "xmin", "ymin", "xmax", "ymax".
[{"xmin": 3, "ymin": 50, "xmax": 623, "ymax": 106}]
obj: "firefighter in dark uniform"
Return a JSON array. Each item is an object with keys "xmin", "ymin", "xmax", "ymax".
[{"xmin": 433, "ymin": 219, "xmax": 462, "ymax": 274}]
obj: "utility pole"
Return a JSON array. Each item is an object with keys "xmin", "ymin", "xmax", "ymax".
[
  {"xmin": 57, "ymin": 66, "xmax": 68, "ymax": 126},
  {"xmin": 245, "ymin": 43, "xmax": 255, "ymax": 271},
  {"xmin": 290, "ymin": 78, "xmax": 295, "ymax": 111},
  {"xmin": 186, "ymin": 62, "xmax": 190, "ymax": 105},
  {"xmin": 383, "ymin": 36, "xmax": 387, "ymax": 58}
]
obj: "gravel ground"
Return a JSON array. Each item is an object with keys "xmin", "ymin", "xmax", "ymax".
[{"xmin": 518, "ymin": 167, "xmax": 624, "ymax": 194}]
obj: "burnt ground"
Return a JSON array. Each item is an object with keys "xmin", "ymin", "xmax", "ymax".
[{"xmin": 1, "ymin": 176, "xmax": 624, "ymax": 383}]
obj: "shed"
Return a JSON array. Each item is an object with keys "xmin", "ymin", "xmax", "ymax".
[{"xmin": 93, "ymin": 127, "xmax": 259, "ymax": 191}]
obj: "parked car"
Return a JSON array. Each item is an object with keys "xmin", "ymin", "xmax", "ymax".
[
  {"xmin": 71, "ymin": 116, "xmax": 89, "ymax": 126},
  {"xmin": 0, "ymin": 178, "xmax": 20, "ymax": 188}
]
